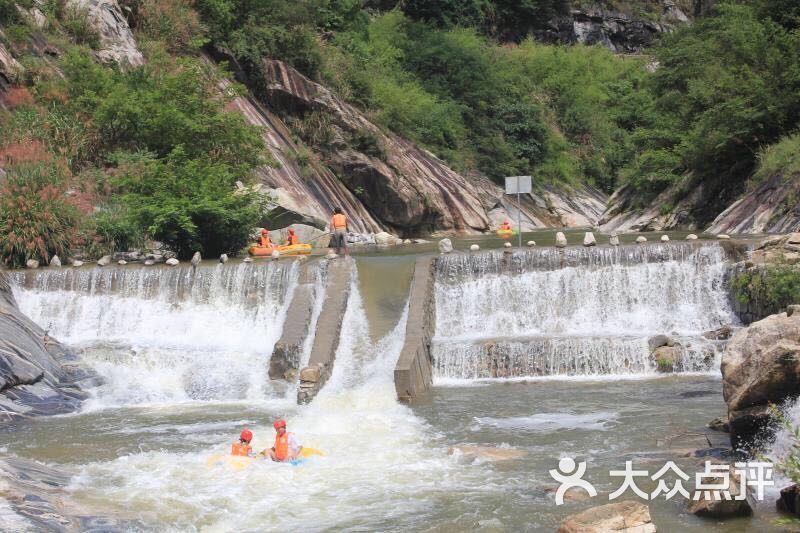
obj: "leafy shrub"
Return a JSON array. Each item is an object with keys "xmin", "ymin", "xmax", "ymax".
[
  {"xmin": 137, "ymin": 0, "xmax": 207, "ymax": 53},
  {"xmin": 731, "ymin": 265, "xmax": 800, "ymax": 315},
  {"xmin": 753, "ymin": 134, "xmax": 800, "ymax": 185},
  {"xmin": 0, "ymin": 163, "xmax": 81, "ymax": 267},
  {"xmin": 113, "ymin": 150, "xmax": 264, "ymax": 258},
  {"xmin": 62, "ymin": 5, "xmax": 101, "ymax": 49}
]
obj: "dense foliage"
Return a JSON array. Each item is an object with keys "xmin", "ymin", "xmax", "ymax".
[
  {"xmin": 1, "ymin": 20, "xmax": 266, "ymax": 262},
  {"xmin": 3, "ymin": 0, "xmax": 800, "ymax": 264},
  {"xmin": 731, "ymin": 266, "xmax": 800, "ymax": 317}
]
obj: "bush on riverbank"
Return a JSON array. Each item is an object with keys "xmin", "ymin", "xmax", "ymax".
[{"xmin": 731, "ymin": 265, "xmax": 800, "ymax": 319}]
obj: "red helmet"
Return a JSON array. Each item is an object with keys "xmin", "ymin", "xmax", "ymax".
[
  {"xmin": 288, "ymin": 229, "xmax": 295, "ymax": 234},
  {"xmin": 240, "ymin": 429, "xmax": 253, "ymax": 442},
  {"xmin": 261, "ymin": 229, "xmax": 268, "ymax": 235},
  {"xmin": 273, "ymin": 419, "xmax": 286, "ymax": 429}
]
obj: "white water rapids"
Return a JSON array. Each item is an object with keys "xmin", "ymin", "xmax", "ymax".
[
  {"xmin": 433, "ymin": 243, "xmax": 737, "ymax": 379},
  {"xmin": 11, "ymin": 263, "xmax": 299, "ymax": 405}
]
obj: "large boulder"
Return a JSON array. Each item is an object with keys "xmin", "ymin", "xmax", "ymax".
[
  {"xmin": 557, "ymin": 501, "xmax": 656, "ymax": 533},
  {"xmin": 0, "ymin": 273, "xmax": 95, "ymax": 422},
  {"xmin": 721, "ymin": 311, "xmax": 800, "ymax": 448},
  {"xmin": 555, "ymin": 232, "xmax": 568, "ymax": 248},
  {"xmin": 67, "ymin": 0, "xmax": 144, "ymax": 67}
]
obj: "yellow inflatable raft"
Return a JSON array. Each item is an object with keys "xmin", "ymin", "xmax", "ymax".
[
  {"xmin": 207, "ymin": 447, "xmax": 324, "ymax": 470},
  {"xmin": 496, "ymin": 229, "xmax": 515, "ymax": 239},
  {"xmin": 248, "ymin": 243, "xmax": 312, "ymax": 257}
]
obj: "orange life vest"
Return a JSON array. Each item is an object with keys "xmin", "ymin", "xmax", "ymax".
[
  {"xmin": 231, "ymin": 442, "xmax": 251, "ymax": 457},
  {"xmin": 332, "ymin": 213, "xmax": 347, "ymax": 229},
  {"xmin": 500, "ymin": 223, "xmax": 511, "ymax": 230},
  {"xmin": 274, "ymin": 431, "xmax": 292, "ymax": 461},
  {"xmin": 287, "ymin": 233, "xmax": 299, "ymax": 245},
  {"xmin": 259, "ymin": 235, "xmax": 272, "ymax": 247}
]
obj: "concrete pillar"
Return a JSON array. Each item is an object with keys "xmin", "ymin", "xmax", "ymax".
[
  {"xmin": 394, "ymin": 256, "xmax": 436, "ymax": 402},
  {"xmin": 297, "ymin": 259, "xmax": 352, "ymax": 404}
]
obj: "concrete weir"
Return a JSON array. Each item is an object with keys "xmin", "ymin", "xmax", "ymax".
[
  {"xmin": 269, "ymin": 261, "xmax": 317, "ymax": 381},
  {"xmin": 394, "ymin": 257, "xmax": 436, "ymax": 402},
  {"xmin": 297, "ymin": 259, "xmax": 353, "ymax": 404}
]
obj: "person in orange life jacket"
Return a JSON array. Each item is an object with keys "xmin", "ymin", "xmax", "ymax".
[
  {"xmin": 259, "ymin": 228, "xmax": 272, "ymax": 247},
  {"xmin": 265, "ymin": 419, "xmax": 302, "ymax": 462},
  {"xmin": 500, "ymin": 220, "xmax": 511, "ymax": 231},
  {"xmin": 231, "ymin": 429, "xmax": 254, "ymax": 457},
  {"xmin": 285, "ymin": 228, "xmax": 299, "ymax": 246},
  {"xmin": 330, "ymin": 207, "xmax": 349, "ymax": 256}
]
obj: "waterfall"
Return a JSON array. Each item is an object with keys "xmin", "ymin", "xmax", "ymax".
[
  {"xmin": 10, "ymin": 262, "xmax": 300, "ymax": 406},
  {"xmin": 433, "ymin": 243, "xmax": 736, "ymax": 379}
]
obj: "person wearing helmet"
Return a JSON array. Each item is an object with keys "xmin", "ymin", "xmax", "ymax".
[
  {"xmin": 265, "ymin": 419, "xmax": 303, "ymax": 462},
  {"xmin": 231, "ymin": 429, "xmax": 254, "ymax": 457},
  {"xmin": 500, "ymin": 220, "xmax": 511, "ymax": 231},
  {"xmin": 259, "ymin": 228, "xmax": 272, "ymax": 248}
]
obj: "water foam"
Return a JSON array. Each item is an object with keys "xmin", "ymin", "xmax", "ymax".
[{"xmin": 64, "ymin": 273, "xmax": 493, "ymax": 530}]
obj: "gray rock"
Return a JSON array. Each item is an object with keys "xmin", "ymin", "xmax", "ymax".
[
  {"xmin": 71, "ymin": 260, "xmax": 84, "ymax": 267},
  {"xmin": 375, "ymin": 231, "xmax": 401, "ymax": 246},
  {"xmin": 163, "ymin": 251, "xmax": 177, "ymax": 260},
  {"xmin": 688, "ymin": 463, "xmax": 752, "ymax": 517},
  {"xmin": 787, "ymin": 304, "xmax": 800, "ymax": 317},
  {"xmin": 707, "ymin": 417, "xmax": 730, "ymax": 432},
  {"xmin": 583, "ymin": 232, "xmax": 596, "ymax": 247},
  {"xmin": 702, "ymin": 325, "xmax": 733, "ymax": 340},
  {"xmin": 219, "ymin": 254, "xmax": 229, "ymax": 264},
  {"xmin": 49, "ymin": 255, "xmax": 61, "ymax": 267},
  {"xmin": 271, "ymin": 250, "xmax": 280, "ymax": 260},
  {"xmin": 636, "ymin": 236, "xmax": 647, "ymax": 243},
  {"xmin": 527, "ymin": 241, "xmax": 536, "ymax": 247},
  {"xmin": 403, "ymin": 238, "xmax": 412, "ymax": 245},
  {"xmin": 718, "ymin": 234, "xmax": 731, "ymax": 240},
  {"xmin": 143, "ymin": 259, "xmax": 155, "ymax": 266},
  {"xmin": 243, "ymin": 257, "xmax": 253, "ymax": 263},
  {"xmin": 555, "ymin": 232, "xmax": 567, "ymax": 248},
  {"xmin": 777, "ymin": 484, "xmax": 800, "ymax": 516},
  {"xmin": 97, "ymin": 255, "xmax": 112, "ymax": 267},
  {"xmin": 66, "ymin": 0, "xmax": 144, "ymax": 67},
  {"xmin": 25, "ymin": 259, "xmax": 39, "ymax": 269},
  {"xmin": 191, "ymin": 251, "xmax": 201, "ymax": 267},
  {"xmin": 686, "ymin": 233, "xmax": 698, "ymax": 240},
  {"xmin": 326, "ymin": 252, "xmax": 338, "ymax": 260},
  {"xmin": 438, "ymin": 238, "xmax": 453, "ymax": 254},
  {"xmin": 661, "ymin": 234, "xmax": 670, "ymax": 242},
  {"xmin": 609, "ymin": 234, "xmax": 620, "ymax": 246},
  {"xmin": 117, "ymin": 259, "xmax": 127, "ymax": 265},
  {"xmin": 470, "ymin": 244, "xmax": 480, "ymax": 252},
  {"xmin": 504, "ymin": 242, "xmax": 512, "ymax": 248},
  {"xmin": 648, "ymin": 334, "xmax": 671, "ymax": 352},
  {"xmin": 165, "ymin": 258, "xmax": 180, "ymax": 266},
  {"xmin": 558, "ymin": 501, "xmax": 656, "ymax": 533}
]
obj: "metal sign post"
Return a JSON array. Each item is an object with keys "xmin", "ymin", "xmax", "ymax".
[{"xmin": 505, "ymin": 176, "xmax": 532, "ymax": 248}]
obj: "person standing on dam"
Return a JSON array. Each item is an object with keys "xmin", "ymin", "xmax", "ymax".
[{"xmin": 330, "ymin": 207, "xmax": 349, "ymax": 257}]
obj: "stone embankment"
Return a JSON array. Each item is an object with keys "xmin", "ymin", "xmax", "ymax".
[
  {"xmin": 394, "ymin": 257, "xmax": 436, "ymax": 402},
  {"xmin": 297, "ymin": 259, "xmax": 352, "ymax": 404}
]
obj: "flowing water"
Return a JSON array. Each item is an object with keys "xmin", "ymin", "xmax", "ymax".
[{"xmin": 0, "ymin": 242, "xmax": 783, "ymax": 531}]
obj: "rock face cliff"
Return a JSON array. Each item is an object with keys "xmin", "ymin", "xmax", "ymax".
[
  {"xmin": 708, "ymin": 174, "xmax": 800, "ymax": 234},
  {"xmin": 536, "ymin": 2, "xmax": 689, "ymax": 53},
  {"xmin": 253, "ymin": 59, "xmax": 607, "ymax": 235},
  {"xmin": 67, "ymin": 0, "xmax": 143, "ymax": 67},
  {"xmin": 0, "ymin": 272, "xmax": 95, "ymax": 423}
]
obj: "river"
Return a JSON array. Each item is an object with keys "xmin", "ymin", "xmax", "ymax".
[{"xmin": 0, "ymin": 236, "xmax": 786, "ymax": 531}]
